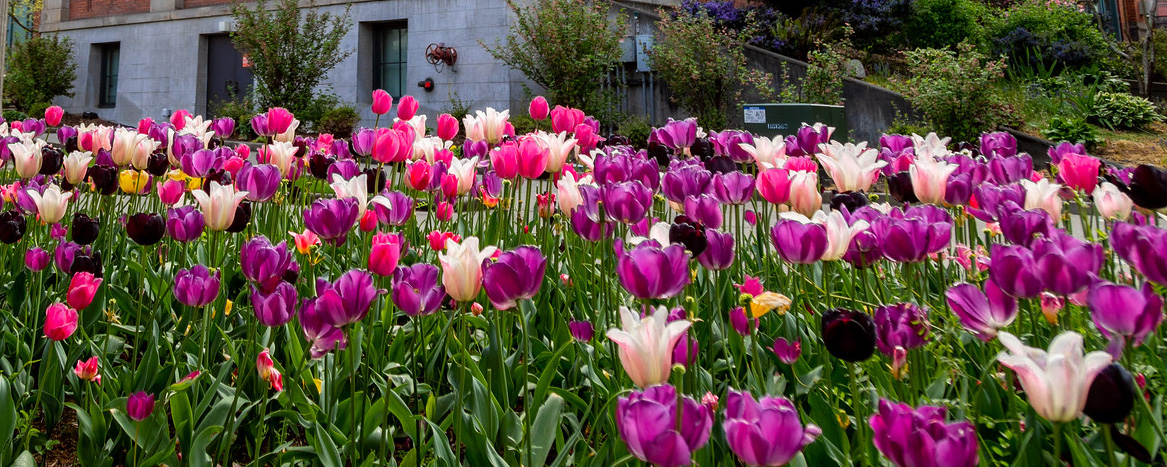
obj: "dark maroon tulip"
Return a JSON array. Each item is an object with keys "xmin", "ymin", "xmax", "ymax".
[
  {"xmin": 1112, "ymin": 164, "xmax": 1167, "ymax": 210},
  {"xmin": 146, "ymin": 151, "xmax": 170, "ymax": 177},
  {"xmin": 669, "ymin": 215, "xmax": 708, "ymax": 256},
  {"xmin": 0, "ymin": 210, "xmax": 27, "ymax": 244},
  {"xmin": 1084, "ymin": 364, "xmax": 1136, "ymax": 424},
  {"xmin": 829, "ymin": 191, "xmax": 869, "ymax": 213},
  {"xmin": 126, "ymin": 213, "xmax": 165, "ymax": 246},
  {"xmin": 86, "ymin": 165, "xmax": 119, "ymax": 195},
  {"xmin": 363, "ymin": 167, "xmax": 387, "ymax": 194},
  {"xmin": 225, "ymin": 200, "xmax": 251, "ymax": 233},
  {"xmin": 887, "ymin": 172, "xmax": 917, "ymax": 204},
  {"xmin": 821, "ymin": 308, "xmax": 877, "ymax": 362},
  {"xmin": 988, "ymin": 244, "xmax": 1043, "ymax": 298},
  {"xmin": 39, "ymin": 146, "xmax": 64, "ymax": 175},
  {"xmin": 309, "ymin": 152, "xmax": 336, "ymax": 180},
  {"xmin": 70, "ymin": 212, "xmax": 100, "ymax": 245},
  {"xmin": 483, "ymin": 246, "xmax": 546, "ymax": 310},
  {"xmin": 705, "ymin": 155, "xmax": 737, "ymax": 174}
]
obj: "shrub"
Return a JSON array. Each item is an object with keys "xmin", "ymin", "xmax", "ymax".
[
  {"xmin": 802, "ymin": 30, "xmax": 852, "ymax": 105},
  {"xmin": 1043, "ymin": 116, "xmax": 1103, "ymax": 149},
  {"xmin": 652, "ymin": 7, "xmax": 775, "ymax": 130},
  {"xmin": 904, "ymin": 0, "xmax": 989, "ymax": 50},
  {"xmin": 837, "ymin": 0, "xmax": 911, "ymax": 53},
  {"xmin": 210, "ymin": 94, "xmax": 257, "ymax": 140},
  {"xmin": 899, "ymin": 43, "xmax": 1014, "ymax": 143},
  {"xmin": 231, "ymin": 0, "xmax": 352, "ymax": 116},
  {"xmin": 769, "ymin": 7, "xmax": 843, "ymax": 60},
  {"xmin": 2, "ymin": 110, "xmax": 28, "ymax": 123},
  {"xmin": 508, "ymin": 114, "xmax": 538, "ymax": 136},
  {"xmin": 1090, "ymin": 92, "xmax": 1163, "ymax": 130},
  {"xmin": 482, "ymin": 0, "xmax": 624, "ymax": 122},
  {"xmin": 4, "ymin": 35, "xmax": 78, "ymax": 112},
  {"xmin": 316, "ymin": 105, "xmax": 360, "ymax": 136},
  {"xmin": 988, "ymin": 0, "xmax": 1109, "ymax": 73},
  {"xmin": 617, "ymin": 114, "xmax": 653, "ymax": 148}
]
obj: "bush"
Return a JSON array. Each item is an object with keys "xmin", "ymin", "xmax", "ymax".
[
  {"xmin": 988, "ymin": 0, "xmax": 1109, "ymax": 73},
  {"xmin": 802, "ymin": 30, "xmax": 852, "ymax": 105},
  {"xmin": 316, "ymin": 105, "xmax": 360, "ymax": 136},
  {"xmin": 1043, "ymin": 116, "xmax": 1103, "ymax": 149},
  {"xmin": 482, "ymin": 0, "xmax": 624, "ymax": 122},
  {"xmin": 652, "ymin": 7, "xmax": 775, "ymax": 130},
  {"xmin": 3, "ymin": 110, "xmax": 28, "ymax": 123},
  {"xmin": 769, "ymin": 7, "xmax": 843, "ymax": 60},
  {"xmin": 837, "ymin": 0, "xmax": 911, "ymax": 53},
  {"xmin": 617, "ymin": 114, "xmax": 653, "ymax": 148},
  {"xmin": 211, "ymin": 94, "xmax": 257, "ymax": 140},
  {"xmin": 899, "ymin": 43, "xmax": 1014, "ymax": 143},
  {"xmin": 904, "ymin": 0, "xmax": 989, "ymax": 50},
  {"xmin": 4, "ymin": 35, "xmax": 78, "ymax": 112},
  {"xmin": 508, "ymin": 114, "xmax": 538, "ymax": 136},
  {"xmin": 1090, "ymin": 92, "xmax": 1163, "ymax": 130}
]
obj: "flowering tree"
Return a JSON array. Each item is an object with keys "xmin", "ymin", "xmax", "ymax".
[{"xmin": 482, "ymin": 0, "xmax": 624, "ymax": 121}]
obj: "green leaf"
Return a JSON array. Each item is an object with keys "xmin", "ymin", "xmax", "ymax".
[
  {"xmin": 188, "ymin": 426, "xmax": 224, "ymax": 467},
  {"xmin": 428, "ymin": 420, "xmax": 458, "ymax": 467},
  {"xmin": 529, "ymin": 394, "xmax": 564, "ymax": 467},
  {"xmin": 312, "ymin": 422, "xmax": 344, "ymax": 467},
  {"xmin": 10, "ymin": 451, "xmax": 35, "ymax": 467},
  {"xmin": 0, "ymin": 377, "xmax": 15, "ymax": 449}
]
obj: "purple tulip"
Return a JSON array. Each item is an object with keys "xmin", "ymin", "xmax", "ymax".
[
  {"xmin": 173, "ymin": 265, "xmax": 220, "ymax": 307},
  {"xmin": 1032, "ymin": 232, "xmax": 1103, "ymax": 295},
  {"xmin": 25, "ymin": 247, "xmax": 50, "ymax": 272},
  {"xmin": 1048, "ymin": 141, "xmax": 1086, "ymax": 165},
  {"xmin": 771, "ymin": 218, "xmax": 828, "ymax": 264},
  {"xmin": 252, "ymin": 282, "xmax": 298, "ymax": 327},
  {"xmin": 303, "ymin": 197, "xmax": 360, "ymax": 246},
  {"xmin": 998, "ymin": 202, "xmax": 1055, "ymax": 247},
  {"xmin": 662, "ymin": 164, "xmax": 712, "ymax": 203},
  {"xmin": 696, "ymin": 228, "xmax": 734, "ymax": 271},
  {"xmin": 324, "ymin": 158, "xmax": 357, "ymax": 181},
  {"xmin": 988, "ymin": 154, "xmax": 1033, "ymax": 185},
  {"xmin": 571, "ymin": 186, "xmax": 612, "ymax": 242},
  {"xmin": 235, "ymin": 163, "xmax": 281, "ymax": 202},
  {"xmin": 723, "ymin": 389, "xmax": 820, "ymax": 466},
  {"xmin": 57, "ymin": 126, "xmax": 78, "ymax": 145},
  {"xmin": 314, "ymin": 269, "xmax": 379, "ymax": 327},
  {"xmin": 729, "ymin": 306, "xmax": 756, "ymax": 336},
  {"xmin": 785, "ymin": 124, "xmax": 832, "ymax": 157},
  {"xmin": 373, "ymin": 191, "xmax": 415, "ymax": 227},
  {"xmin": 1111, "ymin": 222, "xmax": 1167, "ymax": 286},
  {"xmin": 649, "ymin": 118, "xmax": 698, "ymax": 150},
  {"xmin": 945, "ymin": 281, "xmax": 1018, "ymax": 341},
  {"xmin": 869, "ymin": 399, "xmax": 978, "ymax": 467},
  {"xmin": 673, "ymin": 332, "xmax": 698, "ymax": 368},
  {"xmin": 483, "ymin": 246, "xmax": 546, "ymax": 310},
  {"xmin": 873, "ymin": 303, "xmax": 930, "ymax": 356},
  {"xmin": 602, "ymin": 181, "xmax": 653, "ymax": 224},
  {"xmin": 873, "ymin": 215, "xmax": 950, "ymax": 263},
  {"xmin": 980, "ymin": 131, "xmax": 1017, "ymax": 158},
  {"xmin": 616, "ymin": 385, "xmax": 712, "ymax": 467},
  {"xmin": 569, "ymin": 320, "xmax": 594, "ymax": 342},
  {"xmin": 181, "ymin": 148, "xmax": 225, "ymax": 178},
  {"xmin": 240, "ymin": 236, "xmax": 297, "ymax": 294},
  {"xmin": 988, "ymin": 244, "xmax": 1043, "ymax": 298},
  {"xmin": 712, "ymin": 171, "xmax": 754, "ymax": 205},
  {"xmin": 616, "ymin": 240, "xmax": 691, "ymax": 300},
  {"xmin": 21, "ymin": 119, "xmax": 46, "ymax": 137},
  {"xmin": 1088, "ymin": 282, "xmax": 1164, "ymax": 347},
  {"xmin": 126, "ymin": 391, "xmax": 156, "ymax": 421},
  {"xmin": 351, "ymin": 128, "xmax": 376, "ymax": 156},
  {"xmin": 594, "ymin": 152, "xmax": 660, "ymax": 190},
  {"xmin": 968, "ymin": 183, "xmax": 1026, "ymax": 223},
  {"xmin": 299, "ymin": 298, "xmax": 346, "ymax": 358},
  {"xmin": 391, "ymin": 264, "xmax": 446, "ymax": 317},
  {"xmin": 683, "ymin": 195, "xmax": 722, "ymax": 229},
  {"xmin": 166, "ymin": 206, "xmax": 205, "ymax": 242},
  {"xmin": 772, "ymin": 338, "xmax": 801, "ymax": 364},
  {"xmin": 212, "ymin": 117, "xmax": 235, "ymax": 138},
  {"xmin": 710, "ymin": 130, "xmax": 755, "ymax": 162}
]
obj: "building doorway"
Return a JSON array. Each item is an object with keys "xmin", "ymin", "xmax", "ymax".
[{"xmin": 205, "ymin": 34, "xmax": 253, "ymax": 117}]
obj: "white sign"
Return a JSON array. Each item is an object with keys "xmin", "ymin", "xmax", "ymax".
[{"xmin": 743, "ymin": 106, "xmax": 766, "ymax": 124}]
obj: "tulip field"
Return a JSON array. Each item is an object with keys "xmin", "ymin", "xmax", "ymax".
[{"xmin": 1, "ymin": 94, "xmax": 1166, "ymax": 467}]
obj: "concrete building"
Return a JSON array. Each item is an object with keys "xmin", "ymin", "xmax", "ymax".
[{"xmin": 39, "ymin": 0, "xmax": 678, "ymax": 128}]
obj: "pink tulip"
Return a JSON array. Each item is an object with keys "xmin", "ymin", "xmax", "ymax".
[
  {"xmin": 436, "ymin": 201, "xmax": 455, "ymax": 221},
  {"xmin": 372, "ymin": 89, "xmax": 393, "ymax": 115},
  {"xmin": 436, "ymin": 113, "xmax": 459, "ymax": 141},
  {"xmin": 372, "ymin": 129, "xmax": 408, "ymax": 164},
  {"xmin": 556, "ymin": 171, "xmax": 584, "ymax": 214},
  {"xmin": 170, "ymin": 109, "xmax": 192, "ymax": 130},
  {"xmin": 45, "ymin": 106, "xmax": 64, "ymax": 126},
  {"xmin": 997, "ymin": 331, "xmax": 1111, "ymax": 422},
  {"xmin": 44, "ymin": 303, "xmax": 78, "ymax": 341},
  {"xmin": 490, "ymin": 143, "xmax": 520, "ymax": 180},
  {"xmin": 369, "ymin": 232, "xmax": 403, "ymax": 276},
  {"xmin": 359, "ymin": 210, "xmax": 377, "ymax": 232},
  {"xmin": 74, "ymin": 356, "xmax": 100, "ymax": 384},
  {"xmin": 784, "ymin": 156, "xmax": 818, "ymax": 173},
  {"xmin": 1057, "ymin": 152, "xmax": 1101, "ymax": 193},
  {"xmin": 788, "ymin": 171, "xmax": 822, "ymax": 217},
  {"xmin": 440, "ymin": 174, "xmax": 458, "ymax": 199},
  {"xmin": 396, "ymin": 96, "xmax": 419, "ymax": 121},
  {"xmin": 437, "ymin": 237, "xmax": 498, "ymax": 302},
  {"xmin": 266, "ymin": 108, "xmax": 296, "ymax": 135},
  {"xmin": 67, "ymin": 272, "xmax": 103, "ymax": 310},
  {"xmin": 909, "ymin": 156, "xmax": 958, "ymax": 205},
  {"xmin": 406, "ymin": 161, "xmax": 433, "ymax": 191},
  {"xmin": 157, "ymin": 179, "xmax": 186, "ymax": 205},
  {"xmin": 137, "ymin": 117, "xmax": 154, "ymax": 135},
  {"xmin": 529, "ymin": 96, "xmax": 550, "ymax": 121},
  {"xmin": 256, "ymin": 349, "xmax": 283, "ymax": 391},
  {"xmin": 1021, "ymin": 178, "xmax": 1063, "ymax": 220},
  {"xmin": 605, "ymin": 306, "xmax": 692, "ymax": 388},
  {"xmin": 550, "ymin": 106, "xmax": 584, "ymax": 134},
  {"xmin": 757, "ymin": 168, "xmax": 791, "ymax": 204},
  {"xmin": 517, "ymin": 136, "xmax": 549, "ymax": 179}
]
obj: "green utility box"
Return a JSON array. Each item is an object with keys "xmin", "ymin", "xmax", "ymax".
[{"xmin": 741, "ymin": 103, "xmax": 847, "ymax": 141}]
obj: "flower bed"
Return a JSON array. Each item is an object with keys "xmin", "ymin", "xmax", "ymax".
[{"xmin": 1, "ymin": 97, "xmax": 1166, "ymax": 466}]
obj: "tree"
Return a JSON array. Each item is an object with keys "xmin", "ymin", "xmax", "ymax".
[
  {"xmin": 230, "ymin": 0, "xmax": 351, "ymax": 115},
  {"xmin": 482, "ymin": 0, "xmax": 624, "ymax": 121},
  {"xmin": 5, "ymin": 34, "xmax": 77, "ymax": 112}
]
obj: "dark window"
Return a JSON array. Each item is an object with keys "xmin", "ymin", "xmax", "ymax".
[
  {"xmin": 98, "ymin": 43, "xmax": 120, "ymax": 108},
  {"xmin": 371, "ymin": 24, "xmax": 407, "ymax": 97}
]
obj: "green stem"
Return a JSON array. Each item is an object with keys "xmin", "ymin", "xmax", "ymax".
[
  {"xmin": 848, "ymin": 362, "xmax": 866, "ymax": 465},
  {"xmin": 1052, "ymin": 422, "xmax": 1063, "ymax": 465},
  {"xmin": 1102, "ymin": 424, "xmax": 1119, "ymax": 467}
]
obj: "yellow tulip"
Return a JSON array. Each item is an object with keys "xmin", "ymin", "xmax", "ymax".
[
  {"xmin": 118, "ymin": 169, "xmax": 152, "ymax": 194},
  {"xmin": 750, "ymin": 292, "xmax": 792, "ymax": 318}
]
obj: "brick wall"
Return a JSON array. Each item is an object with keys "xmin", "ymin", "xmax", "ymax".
[
  {"xmin": 68, "ymin": 0, "xmax": 150, "ymax": 20},
  {"xmin": 182, "ymin": 0, "xmax": 233, "ymax": 9}
]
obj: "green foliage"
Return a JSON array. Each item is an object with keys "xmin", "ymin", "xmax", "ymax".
[
  {"xmin": 2, "ymin": 110, "xmax": 28, "ymax": 122},
  {"xmin": 4, "ymin": 35, "xmax": 78, "ymax": 112},
  {"xmin": 616, "ymin": 114, "xmax": 652, "ymax": 148},
  {"xmin": 440, "ymin": 92, "xmax": 475, "ymax": 120},
  {"xmin": 802, "ymin": 29, "xmax": 852, "ymax": 105},
  {"xmin": 652, "ymin": 7, "xmax": 775, "ymax": 130},
  {"xmin": 508, "ymin": 114, "xmax": 538, "ymax": 136},
  {"xmin": 899, "ymin": 43, "xmax": 1014, "ymax": 143},
  {"xmin": 986, "ymin": 0, "xmax": 1108, "ymax": 73},
  {"xmin": 769, "ymin": 7, "xmax": 843, "ymax": 61},
  {"xmin": 482, "ymin": 0, "xmax": 624, "ymax": 121},
  {"xmin": 316, "ymin": 105, "xmax": 360, "ymax": 137},
  {"xmin": 904, "ymin": 0, "xmax": 990, "ymax": 50},
  {"xmin": 210, "ymin": 94, "xmax": 257, "ymax": 140},
  {"xmin": 1090, "ymin": 92, "xmax": 1163, "ymax": 130},
  {"xmin": 230, "ymin": 0, "xmax": 352, "ymax": 116},
  {"xmin": 1043, "ymin": 116, "xmax": 1103, "ymax": 149}
]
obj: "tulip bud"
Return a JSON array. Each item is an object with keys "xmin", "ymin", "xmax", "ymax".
[
  {"xmin": 772, "ymin": 338, "xmax": 801, "ymax": 365},
  {"xmin": 25, "ymin": 247, "xmax": 50, "ymax": 272},
  {"xmin": 396, "ymin": 96, "xmax": 418, "ymax": 121},
  {"xmin": 821, "ymin": 308, "xmax": 876, "ymax": 362},
  {"xmin": 73, "ymin": 356, "xmax": 100, "ymax": 383},
  {"xmin": 371, "ymin": 89, "xmax": 392, "ymax": 116},
  {"xmin": 45, "ymin": 106, "xmax": 64, "ymax": 127},
  {"xmin": 729, "ymin": 306, "xmax": 756, "ymax": 336},
  {"xmin": 1084, "ymin": 364, "xmax": 1135, "ymax": 424},
  {"xmin": 126, "ymin": 391, "xmax": 156, "ymax": 421},
  {"xmin": 44, "ymin": 302, "xmax": 79, "ymax": 341},
  {"xmin": 569, "ymin": 320, "xmax": 593, "ymax": 341},
  {"xmin": 529, "ymin": 96, "xmax": 549, "ymax": 121},
  {"xmin": 470, "ymin": 302, "xmax": 484, "ymax": 316}
]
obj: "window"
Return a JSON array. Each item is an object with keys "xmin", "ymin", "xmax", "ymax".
[
  {"xmin": 98, "ymin": 43, "xmax": 120, "ymax": 108},
  {"xmin": 372, "ymin": 24, "xmax": 407, "ymax": 97}
]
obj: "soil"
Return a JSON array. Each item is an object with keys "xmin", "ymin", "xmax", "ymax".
[
  {"xmin": 59, "ymin": 113, "xmax": 122, "ymax": 128},
  {"xmin": 31, "ymin": 402, "xmax": 80, "ymax": 467},
  {"xmin": 1096, "ymin": 122, "xmax": 1167, "ymax": 167}
]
